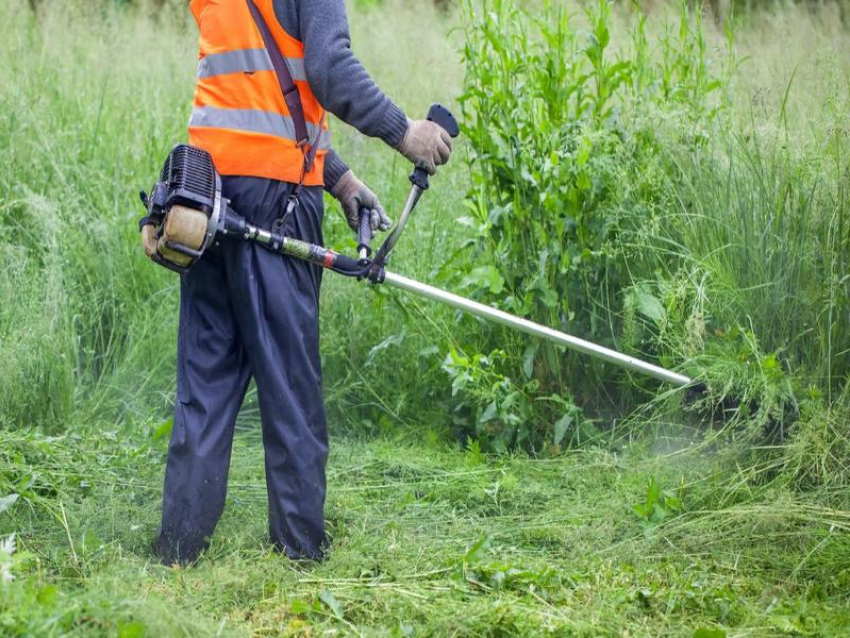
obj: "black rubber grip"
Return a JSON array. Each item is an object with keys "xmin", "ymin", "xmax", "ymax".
[
  {"xmin": 411, "ymin": 103, "xmax": 460, "ymax": 190},
  {"xmin": 410, "ymin": 167, "xmax": 430, "ymax": 190},
  {"xmin": 357, "ymin": 208, "xmax": 372, "ymax": 254},
  {"xmin": 427, "ymin": 103, "xmax": 460, "ymax": 138},
  {"xmin": 333, "ymin": 252, "xmax": 360, "ymax": 273}
]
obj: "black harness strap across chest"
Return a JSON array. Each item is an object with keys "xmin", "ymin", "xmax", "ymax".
[{"xmin": 245, "ymin": 0, "xmax": 321, "ymax": 174}]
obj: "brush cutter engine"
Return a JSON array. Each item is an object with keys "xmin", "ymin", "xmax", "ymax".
[
  {"xmin": 138, "ymin": 144, "xmax": 369, "ymax": 279},
  {"xmin": 140, "ymin": 145, "xmax": 223, "ymax": 274}
]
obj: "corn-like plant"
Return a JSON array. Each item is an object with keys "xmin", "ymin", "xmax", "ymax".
[{"xmin": 455, "ymin": 0, "xmax": 722, "ymax": 447}]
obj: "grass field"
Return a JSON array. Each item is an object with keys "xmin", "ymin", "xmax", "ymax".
[
  {"xmin": 1, "ymin": 0, "xmax": 849, "ymax": 635},
  {"xmin": 4, "ymin": 425, "xmax": 850, "ymax": 636}
]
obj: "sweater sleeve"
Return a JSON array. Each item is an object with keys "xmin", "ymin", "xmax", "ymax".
[
  {"xmin": 323, "ymin": 149, "xmax": 350, "ymax": 192},
  {"xmin": 299, "ymin": 0, "xmax": 409, "ymax": 149}
]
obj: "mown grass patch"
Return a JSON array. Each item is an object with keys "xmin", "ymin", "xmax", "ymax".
[{"xmin": 2, "ymin": 428, "xmax": 848, "ymax": 636}]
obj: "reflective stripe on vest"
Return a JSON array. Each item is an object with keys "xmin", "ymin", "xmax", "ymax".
[
  {"xmin": 197, "ymin": 48, "xmax": 307, "ymax": 82},
  {"xmin": 188, "ymin": 0, "xmax": 327, "ymax": 186},
  {"xmin": 189, "ymin": 106, "xmax": 331, "ymax": 148}
]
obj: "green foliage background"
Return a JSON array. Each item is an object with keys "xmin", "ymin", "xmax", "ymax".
[
  {"xmin": 1, "ymin": 0, "xmax": 849, "ymax": 635},
  {"xmin": 3, "ymin": 0, "xmax": 847, "ymax": 452}
]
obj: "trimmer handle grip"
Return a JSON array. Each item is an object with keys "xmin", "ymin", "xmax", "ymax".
[
  {"xmin": 426, "ymin": 103, "xmax": 460, "ymax": 138},
  {"xmin": 357, "ymin": 207, "xmax": 373, "ymax": 261},
  {"xmin": 410, "ymin": 103, "xmax": 460, "ymax": 190}
]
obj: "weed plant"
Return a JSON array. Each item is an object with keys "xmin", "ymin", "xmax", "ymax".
[
  {"xmin": 453, "ymin": 0, "xmax": 727, "ymax": 450},
  {"xmin": 453, "ymin": 0, "xmax": 848, "ymax": 455}
]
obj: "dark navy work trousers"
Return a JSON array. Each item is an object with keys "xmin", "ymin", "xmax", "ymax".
[{"xmin": 156, "ymin": 176, "xmax": 328, "ymax": 564}]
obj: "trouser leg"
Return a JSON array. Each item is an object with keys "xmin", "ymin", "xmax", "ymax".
[
  {"xmin": 222, "ymin": 177, "xmax": 328, "ymax": 560},
  {"xmin": 156, "ymin": 246, "xmax": 251, "ymax": 565}
]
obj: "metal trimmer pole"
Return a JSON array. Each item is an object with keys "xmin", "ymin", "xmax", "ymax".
[
  {"xmin": 375, "ymin": 184, "xmax": 422, "ymax": 260},
  {"xmin": 196, "ymin": 99, "xmax": 689, "ymax": 387},
  {"xmin": 382, "ymin": 271, "xmax": 692, "ymax": 387}
]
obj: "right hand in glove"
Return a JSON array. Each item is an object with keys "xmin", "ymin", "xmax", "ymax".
[
  {"xmin": 330, "ymin": 170, "xmax": 392, "ymax": 238},
  {"xmin": 397, "ymin": 118, "xmax": 453, "ymax": 175},
  {"xmin": 140, "ymin": 223, "xmax": 158, "ymax": 258}
]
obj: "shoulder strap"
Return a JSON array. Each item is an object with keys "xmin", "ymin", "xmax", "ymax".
[
  {"xmin": 298, "ymin": 111, "xmax": 325, "ymax": 182},
  {"xmin": 245, "ymin": 0, "xmax": 310, "ymax": 150}
]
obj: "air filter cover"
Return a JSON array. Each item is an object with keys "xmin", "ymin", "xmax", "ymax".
[{"xmin": 160, "ymin": 145, "xmax": 217, "ymax": 215}]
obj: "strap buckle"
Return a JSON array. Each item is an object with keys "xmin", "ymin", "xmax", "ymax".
[{"xmin": 272, "ymin": 193, "xmax": 299, "ymax": 237}]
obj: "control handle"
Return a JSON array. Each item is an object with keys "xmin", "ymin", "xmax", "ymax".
[
  {"xmin": 357, "ymin": 206, "xmax": 373, "ymax": 264},
  {"xmin": 410, "ymin": 103, "xmax": 460, "ymax": 190}
]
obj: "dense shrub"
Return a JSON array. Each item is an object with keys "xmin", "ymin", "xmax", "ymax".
[
  {"xmin": 449, "ymin": 0, "xmax": 848, "ymax": 453},
  {"xmin": 450, "ymin": 0, "xmax": 722, "ymax": 450}
]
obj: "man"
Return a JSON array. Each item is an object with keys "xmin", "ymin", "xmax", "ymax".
[{"xmin": 142, "ymin": 0, "xmax": 452, "ymax": 565}]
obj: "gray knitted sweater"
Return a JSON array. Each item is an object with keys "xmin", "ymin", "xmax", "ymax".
[{"xmin": 270, "ymin": 0, "xmax": 410, "ymax": 189}]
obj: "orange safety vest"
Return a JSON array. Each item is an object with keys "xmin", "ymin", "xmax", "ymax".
[{"xmin": 188, "ymin": 0, "xmax": 329, "ymax": 186}]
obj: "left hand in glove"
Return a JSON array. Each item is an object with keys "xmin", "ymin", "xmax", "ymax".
[{"xmin": 329, "ymin": 170, "xmax": 391, "ymax": 237}]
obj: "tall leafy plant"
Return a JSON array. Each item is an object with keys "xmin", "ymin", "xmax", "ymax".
[{"xmin": 452, "ymin": 0, "xmax": 721, "ymax": 448}]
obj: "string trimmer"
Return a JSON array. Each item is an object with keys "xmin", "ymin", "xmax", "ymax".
[{"xmin": 137, "ymin": 104, "xmax": 691, "ymax": 387}]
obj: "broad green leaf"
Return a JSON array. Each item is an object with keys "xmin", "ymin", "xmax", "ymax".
[
  {"xmin": 634, "ymin": 290, "xmax": 666, "ymax": 323},
  {"xmin": 693, "ymin": 629, "xmax": 726, "ymax": 638},
  {"xmin": 537, "ymin": 286, "xmax": 559, "ymax": 309},
  {"xmin": 522, "ymin": 344, "xmax": 538, "ymax": 380},
  {"xmin": 665, "ymin": 495, "xmax": 682, "ymax": 511},
  {"xmin": 480, "ymin": 402, "xmax": 498, "ymax": 424},
  {"xmin": 580, "ymin": 420, "xmax": 599, "ymax": 441},
  {"xmin": 464, "ymin": 535, "xmax": 492, "ymax": 564},
  {"xmin": 461, "ymin": 266, "xmax": 505, "ymax": 295},
  {"xmin": 554, "ymin": 414, "xmax": 573, "ymax": 445},
  {"xmin": 319, "ymin": 589, "xmax": 344, "ymax": 619},
  {"xmin": 646, "ymin": 478, "xmax": 661, "ymax": 509}
]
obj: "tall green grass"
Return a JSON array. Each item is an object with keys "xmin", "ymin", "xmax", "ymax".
[
  {"xmin": 0, "ymin": 0, "xmax": 466, "ymax": 433},
  {"xmin": 0, "ymin": 0, "xmax": 847, "ymax": 458},
  {"xmin": 0, "ymin": 1, "xmax": 194, "ymax": 429}
]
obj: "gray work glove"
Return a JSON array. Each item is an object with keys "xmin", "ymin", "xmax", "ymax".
[
  {"xmin": 329, "ymin": 170, "xmax": 392, "ymax": 237},
  {"xmin": 397, "ymin": 118, "xmax": 453, "ymax": 176}
]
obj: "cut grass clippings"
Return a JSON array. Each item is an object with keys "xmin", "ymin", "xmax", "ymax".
[{"xmin": 1, "ymin": 427, "xmax": 848, "ymax": 636}]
